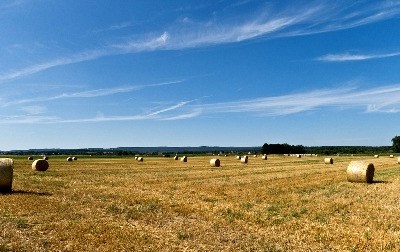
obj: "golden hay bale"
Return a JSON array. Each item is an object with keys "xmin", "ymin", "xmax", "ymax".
[
  {"xmin": 67, "ymin": 157, "xmax": 73, "ymax": 162},
  {"xmin": 174, "ymin": 156, "xmax": 179, "ymax": 160},
  {"xmin": 390, "ymin": 155, "xmax": 394, "ymax": 158},
  {"xmin": 262, "ymin": 155, "xmax": 267, "ymax": 160},
  {"xmin": 324, "ymin": 157, "xmax": 333, "ymax": 164},
  {"xmin": 181, "ymin": 156, "xmax": 187, "ymax": 162},
  {"xmin": 32, "ymin": 159, "xmax": 49, "ymax": 172},
  {"xmin": 137, "ymin": 157, "xmax": 144, "ymax": 162},
  {"xmin": 374, "ymin": 155, "xmax": 379, "ymax": 158},
  {"xmin": 235, "ymin": 155, "xmax": 241, "ymax": 160},
  {"xmin": 0, "ymin": 158, "xmax": 13, "ymax": 193},
  {"xmin": 72, "ymin": 157, "xmax": 77, "ymax": 161},
  {"xmin": 346, "ymin": 161, "xmax": 374, "ymax": 183},
  {"xmin": 241, "ymin": 156, "xmax": 248, "ymax": 164},
  {"xmin": 27, "ymin": 156, "xmax": 33, "ymax": 160},
  {"xmin": 210, "ymin": 158, "xmax": 220, "ymax": 167},
  {"xmin": 43, "ymin": 156, "xmax": 49, "ymax": 160}
]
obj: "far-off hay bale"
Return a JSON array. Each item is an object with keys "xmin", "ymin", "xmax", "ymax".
[
  {"xmin": 398, "ymin": 157, "xmax": 400, "ymax": 164},
  {"xmin": 241, "ymin": 156, "xmax": 248, "ymax": 164},
  {"xmin": 347, "ymin": 161, "xmax": 374, "ymax": 183},
  {"xmin": 296, "ymin": 154, "xmax": 302, "ymax": 158},
  {"xmin": 181, "ymin": 156, "xmax": 187, "ymax": 162},
  {"xmin": 253, "ymin": 155, "xmax": 257, "ymax": 158},
  {"xmin": 174, "ymin": 156, "xmax": 179, "ymax": 160},
  {"xmin": 32, "ymin": 159, "xmax": 49, "ymax": 172},
  {"xmin": 27, "ymin": 156, "xmax": 33, "ymax": 160},
  {"xmin": 262, "ymin": 155, "xmax": 267, "ymax": 160},
  {"xmin": 324, "ymin": 157, "xmax": 333, "ymax": 164},
  {"xmin": 210, "ymin": 158, "xmax": 220, "ymax": 167},
  {"xmin": 0, "ymin": 158, "xmax": 13, "ymax": 193},
  {"xmin": 134, "ymin": 157, "xmax": 138, "ymax": 160},
  {"xmin": 137, "ymin": 157, "xmax": 144, "ymax": 162},
  {"xmin": 374, "ymin": 155, "xmax": 379, "ymax": 158},
  {"xmin": 390, "ymin": 155, "xmax": 394, "ymax": 158},
  {"xmin": 43, "ymin": 156, "xmax": 49, "ymax": 160},
  {"xmin": 236, "ymin": 156, "xmax": 241, "ymax": 160},
  {"xmin": 67, "ymin": 157, "xmax": 73, "ymax": 162},
  {"xmin": 72, "ymin": 157, "xmax": 77, "ymax": 161}
]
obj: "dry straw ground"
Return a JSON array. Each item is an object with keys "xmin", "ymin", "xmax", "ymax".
[{"xmin": 1, "ymin": 155, "xmax": 400, "ymax": 251}]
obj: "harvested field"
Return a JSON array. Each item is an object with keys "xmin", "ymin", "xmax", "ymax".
[{"xmin": 1, "ymin": 155, "xmax": 400, "ymax": 251}]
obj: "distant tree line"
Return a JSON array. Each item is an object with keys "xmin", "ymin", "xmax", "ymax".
[
  {"xmin": 305, "ymin": 146, "xmax": 392, "ymax": 155},
  {"xmin": 262, "ymin": 143, "xmax": 306, "ymax": 154}
]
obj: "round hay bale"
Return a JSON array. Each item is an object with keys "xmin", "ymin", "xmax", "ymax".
[
  {"xmin": 137, "ymin": 157, "xmax": 144, "ymax": 162},
  {"xmin": 67, "ymin": 157, "xmax": 73, "ymax": 162},
  {"xmin": 181, "ymin": 156, "xmax": 187, "ymax": 162},
  {"xmin": 324, "ymin": 157, "xmax": 333, "ymax": 164},
  {"xmin": 390, "ymin": 155, "xmax": 394, "ymax": 158},
  {"xmin": 32, "ymin": 159, "xmax": 49, "ymax": 172},
  {"xmin": 374, "ymin": 155, "xmax": 379, "ymax": 158},
  {"xmin": 296, "ymin": 154, "xmax": 302, "ymax": 158},
  {"xmin": 346, "ymin": 161, "xmax": 374, "ymax": 183},
  {"xmin": 0, "ymin": 158, "xmax": 13, "ymax": 193},
  {"xmin": 72, "ymin": 157, "xmax": 77, "ymax": 161},
  {"xmin": 253, "ymin": 155, "xmax": 257, "ymax": 158},
  {"xmin": 210, "ymin": 158, "xmax": 220, "ymax": 167},
  {"xmin": 241, "ymin": 156, "xmax": 248, "ymax": 164},
  {"xmin": 235, "ymin": 155, "xmax": 241, "ymax": 160},
  {"xmin": 174, "ymin": 156, "xmax": 179, "ymax": 160},
  {"xmin": 27, "ymin": 156, "xmax": 33, "ymax": 160},
  {"xmin": 43, "ymin": 156, "xmax": 49, "ymax": 160},
  {"xmin": 262, "ymin": 155, "xmax": 267, "ymax": 160},
  {"xmin": 134, "ymin": 157, "xmax": 138, "ymax": 160}
]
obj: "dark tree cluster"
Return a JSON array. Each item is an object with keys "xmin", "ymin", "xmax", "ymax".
[{"xmin": 262, "ymin": 143, "xmax": 305, "ymax": 155}]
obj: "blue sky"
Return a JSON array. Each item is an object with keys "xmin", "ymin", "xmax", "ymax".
[{"xmin": 1, "ymin": 0, "xmax": 400, "ymax": 150}]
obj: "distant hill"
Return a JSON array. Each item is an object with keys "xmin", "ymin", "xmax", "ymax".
[{"xmin": 1, "ymin": 146, "xmax": 261, "ymax": 156}]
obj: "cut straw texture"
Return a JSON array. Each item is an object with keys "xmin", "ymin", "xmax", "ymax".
[
  {"xmin": 346, "ymin": 161, "xmax": 374, "ymax": 183},
  {"xmin": 0, "ymin": 158, "xmax": 13, "ymax": 193}
]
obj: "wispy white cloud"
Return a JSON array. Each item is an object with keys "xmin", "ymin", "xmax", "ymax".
[
  {"xmin": 2, "ymin": 84, "xmax": 400, "ymax": 124},
  {"xmin": 0, "ymin": 50, "xmax": 111, "ymax": 82},
  {"xmin": 317, "ymin": 51, "xmax": 400, "ymax": 62},
  {"xmin": 0, "ymin": 98, "xmax": 196, "ymax": 124},
  {"xmin": 196, "ymin": 84, "xmax": 400, "ymax": 116},
  {"xmin": 0, "ymin": 80, "xmax": 182, "ymax": 107},
  {"xmin": 20, "ymin": 105, "xmax": 47, "ymax": 115},
  {"xmin": 2, "ymin": 1, "xmax": 400, "ymax": 82}
]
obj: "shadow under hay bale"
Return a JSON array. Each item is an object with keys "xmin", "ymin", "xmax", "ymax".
[
  {"xmin": 0, "ymin": 158, "xmax": 13, "ymax": 193},
  {"xmin": 347, "ymin": 161, "xmax": 374, "ymax": 183},
  {"xmin": 32, "ymin": 159, "xmax": 49, "ymax": 172}
]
